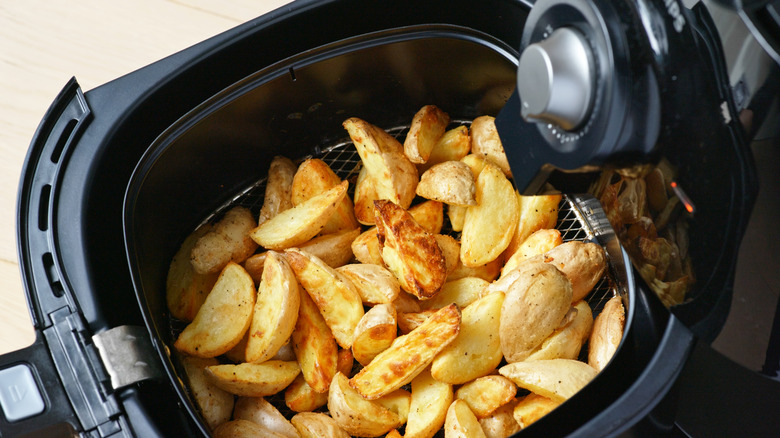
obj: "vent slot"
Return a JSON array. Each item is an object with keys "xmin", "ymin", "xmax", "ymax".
[
  {"xmin": 43, "ymin": 252, "xmax": 64, "ymax": 298},
  {"xmin": 38, "ymin": 184, "xmax": 51, "ymax": 231}
]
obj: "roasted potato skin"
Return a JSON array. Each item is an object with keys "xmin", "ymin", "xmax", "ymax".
[
  {"xmin": 191, "ymin": 206, "xmax": 258, "ymax": 275},
  {"xmin": 543, "ymin": 240, "xmax": 608, "ymax": 302}
]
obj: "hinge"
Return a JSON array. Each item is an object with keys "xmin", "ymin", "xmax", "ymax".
[{"xmin": 93, "ymin": 325, "xmax": 164, "ymax": 390}]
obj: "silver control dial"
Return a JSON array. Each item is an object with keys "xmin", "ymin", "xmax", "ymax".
[{"xmin": 517, "ymin": 27, "xmax": 594, "ymax": 131}]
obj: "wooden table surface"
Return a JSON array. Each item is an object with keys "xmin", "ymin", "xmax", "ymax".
[{"xmin": 0, "ymin": 0, "xmax": 291, "ymax": 355}]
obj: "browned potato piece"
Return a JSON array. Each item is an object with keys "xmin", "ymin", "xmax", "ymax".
[
  {"xmin": 445, "ymin": 399, "xmax": 488, "ymax": 438},
  {"xmin": 513, "ymin": 393, "xmax": 561, "ymax": 429},
  {"xmin": 291, "ymin": 158, "xmax": 359, "ymax": 235},
  {"xmin": 405, "ymin": 368, "xmax": 453, "ymax": 438},
  {"xmin": 191, "ymin": 206, "xmax": 259, "ymax": 275},
  {"xmin": 461, "ymin": 163, "xmax": 519, "ymax": 267},
  {"xmin": 588, "ymin": 295, "xmax": 625, "ymax": 371},
  {"xmin": 504, "ymin": 193, "xmax": 562, "ymax": 258},
  {"xmin": 527, "ymin": 300, "xmax": 594, "ymax": 361},
  {"xmin": 354, "ymin": 166, "xmax": 380, "ymax": 225},
  {"xmin": 434, "ymin": 234, "xmax": 461, "ymax": 275},
  {"xmin": 499, "ymin": 359, "xmax": 598, "ymax": 403},
  {"xmin": 374, "ymin": 200, "xmax": 447, "ymax": 299},
  {"xmin": 291, "ymin": 412, "xmax": 350, "ymax": 438},
  {"xmin": 404, "ymin": 105, "xmax": 451, "ymax": 164},
  {"xmin": 286, "ymin": 248, "xmax": 364, "ymax": 349},
  {"xmin": 479, "ymin": 400, "xmax": 522, "ymax": 438},
  {"xmin": 291, "ymin": 286, "xmax": 338, "ymax": 394},
  {"xmin": 336, "ymin": 264, "xmax": 400, "ymax": 305},
  {"xmin": 205, "ymin": 361, "xmax": 301, "ymax": 397},
  {"xmin": 375, "ymin": 389, "xmax": 412, "ymax": 424},
  {"xmin": 351, "ymin": 303, "xmax": 397, "ymax": 366},
  {"xmin": 431, "ymin": 292, "xmax": 505, "ymax": 384},
  {"xmin": 180, "ymin": 356, "xmax": 234, "ymax": 431},
  {"xmin": 502, "ymin": 228, "xmax": 563, "ymax": 276},
  {"xmin": 349, "ymin": 304, "xmax": 461, "ymax": 400},
  {"xmin": 245, "ymin": 251, "xmax": 300, "ymax": 363},
  {"xmin": 416, "ymin": 161, "xmax": 477, "ymax": 206},
  {"xmin": 455, "ymin": 375, "xmax": 517, "ymax": 418},
  {"xmin": 499, "ymin": 262, "xmax": 572, "ymax": 363},
  {"xmin": 419, "ymin": 125, "xmax": 471, "ymax": 173},
  {"xmin": 328, "ymin": 372, "xmax": 403, "ymax": 437},
  {"xmin": 543, "ymin": 240, "xmax": 608, "ymax": 302},
  {"xmin": 257, "ymin": 156, "xmax": 296, "ymax": 226},
  {"xmin": 251, "ymin": 181, "xmax": 348, "ymax": 250},
  {"xmin": 285, "ymin": 349, "xmax": 353, "ymax": 412},
  {"xmin": 421, "ymin": 277, "xmax": 489, "ymax": 310},
  {"xmin": 174, "ymin": 262, "xmax": 255, "ymax": 358},
  {"xmin": 470, "ymin": 115, "xmax": 511, "ymax": 178},
  {"xmin": 213, "ymin": 419, "xmax": 289, "ymax": 438},
  {"xmin": 166, "ymin": 224, "xmax": 219, "ymax": 321},
  {"xmin": 409, "ymin": 199, "xmax": 445, "ymax": 233},
  {"xmin": 233, "ymin": 397, "xmax": 299, "ymax": 438}
]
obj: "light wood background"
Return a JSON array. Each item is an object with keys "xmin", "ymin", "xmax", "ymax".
[{"xmin": 0, "ymin": 0, "xmax": 291, "ymax": 355}]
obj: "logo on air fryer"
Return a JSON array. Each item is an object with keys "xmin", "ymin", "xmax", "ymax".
[{"xmin": 665, "ymin": 0, "xmax": 686, "ymax": 32}]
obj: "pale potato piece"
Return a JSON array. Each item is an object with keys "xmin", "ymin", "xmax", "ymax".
[
  {"xmin": 233, "ymin": 397, "xmax": 299, "ymax": 438},
  {"xmin": 205, "ymin": 361, "xmax": 301, "ymax": 397},
  {"xmin": 543, "ymin": 241, "xmax": 608, "ymax": 302},
  {"xmin": 285, "ymin": 349, "xmax": 353, "ymax": 412},
  {"xmin": 527, "ymin": 300, "xmax": 593, "ymax": 361},
  {"xmin": 291, "ymin": 412, "xmax": 350, "ymax": 438},
  {"xmin": 351, "ymin": 226, "xmax": 385, "ymax": 265},
  {"xmin": 349, "ymin": 304, "xmax": 461, "ymax": 400},
  {"xmin": 460, "ymin": 163, "xmax": 519, "ymax": 267},
  {"xmin": 501, "ymin": 228, "xmax": 563, "ymax": 276},
  {"xmin": 257, "ymin": 156, "xmax": 297, "ymax": 226},
  {"xmin": 444, "ymin": 399, "xmax": 487, "ymax": 438},
  {"xmin": 435, "ymin": 234, "xmax": 461, "ymax": 275},
  {"xmin": 404, "ymin": 104, "xmax": 450, "ymax": 164},
  {"xmin": 479, "ymin": 400, "xmax": 522, "ymax": 438},
  {"xmin": 374, "ymin": 200, "xmax": 447, "ymax": 299},
  {"xmin": 513, "ymin": 393, "xmax": 561, "ymax": 429},
  {"xmin": 297, "ymin": 228, "xmax": 360, "ymax": 268},
  {"xmin": 174, "ymin": 262, "xmax": 255, "ymax": 358},
  {"xmin": 291, "ymin": 287, "xmax": 338, "ymax": 394},
  {"xmin": 343, "ymin": 117, "xmax": 418, "ymax": 210},
  {"xmin": 166, "ymin": 224, "xmax": 218, "ymax": 321},
  {"xmin": 448, "ymin": 205, "xmax": 467, "ymax": 232},
  {"xmin": 354, "ymin": 165, "xmax": 380, "ymax": 225},
  {"xmin": 460, "ymin": 153, "xmax": 491, "ymax": 179},
  {"xmin": 455, "ymin": 375, "xmax": 517, "ymax": 418},
  {"xmin": 470, "ymin": 115, "xmax": 511, "ymax": 178},
  {"xmin": 291, "ymin": 158, "xmax": 359, "ymax": 235},
  {"xmin": 351, "ymin": 304, "xmax": 397, "ymax": 366},
  {"xmin": 499, "ymin": 262, "xmax": 572, "ymax": 363},
  {"xmin": 180, "ymin": 356, "xmax": 234, "ymax": 431},
  {"xmin": 420, "ymin": 276, "xmax": 489, "ymax": 310},
  {"xmin": 286, "ymin": 248, "xmax": 364, "ymax": 349},
  {"xmin": 419, "ymin": 125, "xmax": 471, "ymax": 173},
  {"xmin": 328, "ymin": 372, "xmax": 402, "ymax": 437},
  {"xmin": 397, "ymin": 309, "xmax": 438, "ymax": 334},
  {"xmin": 431, "ymin": 292, "xmax": 505, "ymax": 384},
  {"xmin": 416, "ymin": 161, "xmax": 477, "ymax": 206},
  {"xmin": 336, "ymin": 264, "xmax": 400, "ymax": 305},
  {"xmin": 499, "ymin": 359, "xmax": 598, "ymax": 403},
  {"xmin": 588, "ymin": 295, "xmax": 625, "ymax": 371},
  {"xmin": 191, "ymin": 206, "xmax": 259, "ymax": 274},
  {"xmin": 245, "ymin": 251, "xmax": 301, "ymax": 363},
  {"xmin": 250, "ymin": 181, "xmax": 348, "ymax": 250},
  {"xmin": 242, "ymin": 251, "xmax": 268, "ymax": 285},
  {"xmin": 504, "ymin": 193, "xmax": 562, "ymax": 258},
  {"xmin": 447, "ymin": 257, "xmax": 502, "ymax": 283},
  {"xmin": 375, "ymin": 389, "xmax": 411, "ymax": 424},
  {"xmin": 405, "ymin": 368, "xmax": 453, "ymax": 438},
  {"xmin": 213, "ymin": 419, "xmax": 289, "ymax": 438}
]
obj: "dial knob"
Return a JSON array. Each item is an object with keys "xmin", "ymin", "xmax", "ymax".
[{"xmin": 517, "ymin": 27, "xmax": 594, "ymax": 131}]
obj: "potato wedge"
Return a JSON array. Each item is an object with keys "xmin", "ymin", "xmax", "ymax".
[
  {"xmin": 375, "ymin": 389, "xmax": 412, "ymax": 425},
  {"xmin": 257, "ymin": 156, "xmax": 296, "ymax": 226},
  {"xmin": 405, "ymin": 368, "xmax": 453, "ymax": 438},
  {"xmin": 588, "ymin": 295, "xmax": 625, "ymax": 371},
  {"xmin": 291, "ymin": 412, "xmax": 350, "ymax": 438},
  {"xmin": 420, "ymin": 276, "xmax": 489, "ymax": 310},
  {"xmin": 174, "ymin": 262, "xmax": 255, "ymax": 358},
  {"xmin": 460, "ymin": 162, "xmax": 519, "ymax": 267},
  {"xmin": 502, "ymin": 228, "xmax": 563, "ymax": 276},
  {"xmin": 349, "ymin": 304, "xmax": 461, "ymax": 400},
  {"xmin": 328, "ymin": 372, "xmax": 402, "ymax": 437},
  {"xmin": 504, "ymin": 193, "xmax": 562, "ymax": 258},
  {"xmin": 470, "ymin": 115, "xmax": 511, "ymax": 178},
  {"xmin": 392, "ymin": 290, "xmax": 422, "ymax": 314},
  {"xmin": 409, "ymin": 199, "xmax": 445, "ymax": 233},
  {"xmin": 286, "ymin": 248, "xmax": 364, "ymax": 349},
  {"xmin": 499, "ymin": 262, "xmax": 572, "ymax": 363},
  {"xmin": 448, "ymin": 205, "xmax": 467, "ymax": 232},
  {"xmin": 354, "ymin": 165, "xmax": 380, "ymax": 225},
  {"xmin": 166, "ymin": 224, "xmax": 218, "ymax": 321},
  {"xmin": 336, "ymin": 264, "xmax": 400, "ymax": 305},
  {"xmin": 291, "ymin": 286, "xmax": 338, "ymax": 394},
  {"xmin": 351, "ymin": 303, "xmax": 397, "ymax": 366},
  {"xmin": 404, "ymin": 104, "xmax": 450, "ymax": 164},
  {"xmin": 374, "ymin": 200, "xmax": 447, "ymax": 299},
  {"xmin": 291, "ymin": 158, "xmax": 359, "ymax": 235},
  {"xmin": 431, "ymin": 292, "xmax": 505, "ymax": 384},
  {"xmin": 543, "ymin": 241, "xmax": 608, "ymax": 302},
  {"xmin": 205, "ymin": 361, "xmax": 300, "ymax": 397},
  {"xmin": 435, "ymin": 234, "xmax": 461, "ymax": 275},
  {"xmin": 419, "ymin": 125, "xmax": 471, "ymax": 173},
  {"xmin": 250, "ymin": 180, "xmax": 348, "ymax": 250},
  {"xmin": 447, "ymin": 257, "xmax": 502, "ymax": 283},
  {"xmin": 499, "ymin": 359, "xmax": 598, "ymax": 403},
  {"xmin": 180, "ymin": 355, "xmax": 234, "ymax": 431},
  {"xmin": 527, "ymin": 300, "xmax": 593, "ymax": 361},
  {"xmin": 191, "ymin": 206, "xmax": 259, "ymax": 275},
  {"xmin": 242, "ymin": 252, "xmax": 268, "ymax": 285},
  {"xmin": 513, "ymin": 393, "xmax": 561, "ymax": 429},
  {"xmin": 397, "ymin": 309, "xmax": 438, "ymax": 334},
  {"xmin": 455, "ymin": 375, "xmax": 517, "ymax": 418},
  {"xmin": 245, "ymin": 251, "xmax": 301, "ymax": 363},
  {"xmin": 285, "ymin": 348, "xmax": 353, "ymax": 412},
  {"xmin": 416, "ymin": 161, "xmax": 477, "ymax": 206},
  {"xmin": 213, "ymin": 419, "xmax": 289, "ymax": 438},
  {"xmin": 479, "ymin": 400, "xmax": 522, "ymax": 438},
  {"xmin": 351, "ymin": 226, "xmax": 385, "ymax": 265},
  {"xmin": 233, "ymin": 397, "xmax": 299, "ymax": 438},
  {"xmin": 297, "ymin": 228, "xmax": 360, "ymax": 268},
  {"xmin": 445, "ymin": 399, "xmax": 487, "ymax": 438}
]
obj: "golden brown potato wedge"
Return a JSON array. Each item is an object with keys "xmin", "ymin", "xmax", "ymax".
[
  {"xmin": 290, "ymin": 412, "xmax": 350, "ymax": 438},
  {"xmin": 174, "ymin": 262, "xmax": 255, "ymax": 358},
  {"xmin": 455, "ymin": 375, "xmax": 517, "ymax": 418},
  {"xmin": 328, "ymin": 372, "xmax": 402, "ymax": 437},
  {"xmin": 245, "ymin": 251, "xmax": 301, "ymax": 363},
  {"xmin": 499, "ymin": 359, "xmax": 598, "ymax": 403},
  {"xmin": 257, "ymin": 156, "xmax": 296, "ymax": 226},
  {"xmin": 470, "ymin": 115, "xmax": 511, "ymax": 178},
  {"xmin": 286, "ymin": 248, "xmax": 364, "ymax": 349},
  {"xmin": 191, "ymin": 206, "xmax": 259, "ymax": 275},
  {"xmin": 180, "ymin": 355, "xmax": 234, "ymax": 431},
  {"xmin": 501, "ymin": 228, "xmax": 563, "ymax": 277},
  {"xmin": 205, "ymin": 361, "xmax": 301, "ymax": 397},
  {"xmin": 405, "ymin": 368, "xmax": 453, "ymax": 438},
  {"xmin": 349, "ymin": 304, "xmax": 461, "ymax": 400},
  {"xmin": 233, "ymin": 397, "xmax": 299, "ymax": 438},
  {"xmin": 543, "ymin": 240, "xmax": 608, "ymax": 302},
  {"xmin": 419, "ymin": 125, "xmax": 471, "ymax": 173},
  {"xmin": 479, "ymin": 399, "xmax": 522, "ymax": 438},
  {"xmin": 374, "ymin": 200, "xmax": 447, "ymax": 299},
  {"xmin": 291, "ymin": 286, "xmax": 338, "ymax": 394},
  {"xmin": 351, "ymin": 303, "xmax": 397, "ymax": 366},
  {"xmin": 588, "ymin": 295, "xmax": 625, "ymax": 371},
  {"xmin": 166, "ymin": 224, "xmax": 219, "ymax": 321},
  {"xmin": 445, "ymin": 399, "xmax": 488, "ymax": 438},
  {"xmin": 213, "ymin": 419, "xmax": 289, "ymax": 438},
  {"xmin": 460, "ymin": 163, "xmax": 519, "ymax": 267},
  {"xmin": 351, "ymin": 226, "xmax": 385, "ymax": 266},
  {"xmin": 404, "ymin": 105, "xmax": 450, "ymax": 164},
  {"xmin": 354, "ymin": 165, "xmax": 380, "ymax": 225},
  {"xmin": 416, "ymin": 161, "xmax": 477, "ymax": 206},
  {"xmin": 409, "ymin": 199, "xmax": 445, "ymax": 234},
  {"xmin": 285, "ymin": 348, "xmax": 353, "ymax": 413},
  {"xmin": 499, "ymin": 262, "xmax": 572, "ymax": 363},
  {"xmin": 504, "ymin": 193, "xmax": 562, "ymax": 258},
  {"xmin": 527, "ymin": 300, "xmax": 594, "ymax": 361},
  {"xmin": 250, "ymin": 181, "xmax": 348, "ymax": 250},
  {"xmin": 420, "ymin": 276, "xmax": 489, "ymax": 311},
  {"xmin": 336, "ymin": 264, "xmax": 400, "ymax": 305},
  {"xmin": 513, "ymin": 393, "xmax": 561, "ymax": 429},
  {"xmin": 291, "ymin": 158, "xmax": 359, "ymax": 235}
]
